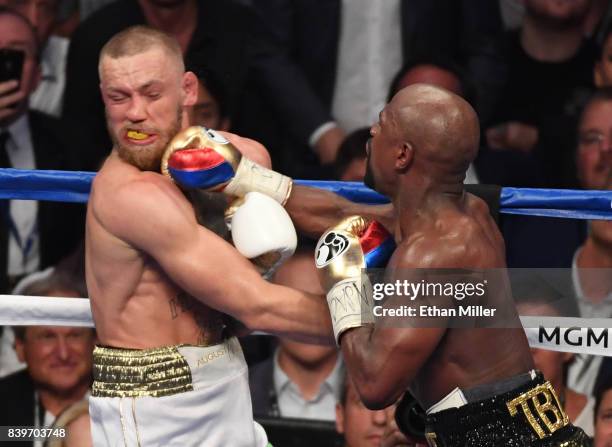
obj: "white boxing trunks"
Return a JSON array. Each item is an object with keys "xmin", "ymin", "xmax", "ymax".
[{"xmin": 89, "ymin": 337, "xmax": 268, "ymax": 447}]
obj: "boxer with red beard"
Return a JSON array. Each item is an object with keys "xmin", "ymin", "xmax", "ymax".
[{"xmin": 86, "ymin": 25, "xmax": 333, "ymax": 447}]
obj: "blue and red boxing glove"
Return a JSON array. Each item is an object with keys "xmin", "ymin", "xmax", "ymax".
[{"xmin": 161, "ymin": 126, "xmax": 292, "ymax": 205}]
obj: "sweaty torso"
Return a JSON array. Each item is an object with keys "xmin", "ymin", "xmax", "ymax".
[
  {"xmin": 391, "ymin": 194, "xmax": 533, "ymax": 408},
  {"xmin": 85, "ymin": 155, "xmax": 224, "ymax": 348}
]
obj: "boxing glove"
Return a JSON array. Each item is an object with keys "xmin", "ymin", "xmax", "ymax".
[
  {"xmin": 230, "ymin": 192, "xmax": 297, "ymax": 278},
  {"xmin": 161, "ymin": 126, "xmax": 292, "ymax": 205},
  {"xmin": 315, "ymin": 216, "xmax": 395, "ymax": 344}
]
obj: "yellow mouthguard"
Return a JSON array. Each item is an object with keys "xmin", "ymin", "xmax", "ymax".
[{"xmin": 127, "ymin": 130, "xmax": 149, "ymax": 140}]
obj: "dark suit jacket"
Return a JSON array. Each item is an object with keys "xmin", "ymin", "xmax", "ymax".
[
  {"xmin": 0, "ymin": 370, "xmax": 38, "ymax": 447},
  {"xmin": 0, "ymin": 111, "xmax": 85, "ymax": 293},
  {"xmin": 62, "ymin": 0, "xmax": 254, "ymax": 171},
  {"xmin": 239, "ymin": 0, "xmax": 503, "ymax": 176},
  {"xmin": 249, "ymin": 356, "xmax": 278, "ymax": 418},
  {"xmin": 246, "ymin": 0, "xmax": 503, "ymax": 142}
]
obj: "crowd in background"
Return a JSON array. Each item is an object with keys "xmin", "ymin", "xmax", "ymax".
[{"xmin": 0, "ymin": 0, "xmax": 611, "ymax": 446}]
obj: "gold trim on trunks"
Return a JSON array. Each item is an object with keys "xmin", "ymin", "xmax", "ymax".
[
  {"xmin": 92, "ymin": 345, "xmax": 193, "ymax": 398},
  {"xmin": 424, "ymin": 431, "xmax": 438, "ymax": 447},
  {"xmin": 506, "ymin": 381, "xmax": 569, "ymax": 439}
]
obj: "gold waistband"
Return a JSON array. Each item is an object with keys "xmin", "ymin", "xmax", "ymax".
[{"xmin": 92, "ymin": 345, "xmax": 193, "ymax": 398}]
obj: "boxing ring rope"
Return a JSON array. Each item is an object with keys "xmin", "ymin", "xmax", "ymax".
[
  {"xmin": 0, "ymin": 168, "xmax": 611, "ymax": 357},
  {"xmin": 0, "ymin": 168, "xmax": 611, "ymax": 220}
]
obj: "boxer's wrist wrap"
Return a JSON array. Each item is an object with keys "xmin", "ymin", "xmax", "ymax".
[{"xmin": 326, "ymin": 277, "xmax": 374, "ymax": 343}]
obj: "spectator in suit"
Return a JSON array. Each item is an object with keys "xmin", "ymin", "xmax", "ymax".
[
  {"xmin": 567, "ymin": 88, "xmax": 612, "ymax": 397},
  {"xmin": 0, "ymin": 8, "xmax": 84, "ymax": 294},
  {"xmin": 62, "ymin": 0, "xmax": 254, "ymax": 171},
  {"xmin": 243, "ymin": 0, "xmax": 504, "ymax": 177},
  {"xmin": 0, "ymin": 270, "xmax": 94, "ymax": 447},
  {"xmin": 482, "ymin": 0, "xmax": 596, "ymax": 188},
  {"xmin": 249, "ymin": 244, "xmax": 342, "ymax": 421},
  {"xmin": 594, "ymin": 377, "xmax": 612, "ymax": 447},
  {"xmin": 0, "ymin": 0, "xmax": 68, "ymax": 117}
]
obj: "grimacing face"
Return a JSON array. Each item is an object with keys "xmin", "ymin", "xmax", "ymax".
[{"xmin": 100, "ymin": 48, "xmax": 194, "ymax": 171}]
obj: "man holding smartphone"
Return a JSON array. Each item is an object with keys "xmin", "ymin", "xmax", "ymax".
[{"xmin": 0, "ymin": 7, "xmax": 83, "ymax": 295}]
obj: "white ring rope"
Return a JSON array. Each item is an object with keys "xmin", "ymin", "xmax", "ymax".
[{"xmin": 0, "ymin": 296, "xmax": 610, "ymax": 356}]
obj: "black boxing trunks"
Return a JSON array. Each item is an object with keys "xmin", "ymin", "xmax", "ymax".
[{"xmin": 423, "ymin": 372, "xmax": 590, "ymax": 447}]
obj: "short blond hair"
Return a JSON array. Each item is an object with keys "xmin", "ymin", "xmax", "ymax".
[{"xmin": 98, "ymin": 25, "xmax": 184, "ymax": 76}]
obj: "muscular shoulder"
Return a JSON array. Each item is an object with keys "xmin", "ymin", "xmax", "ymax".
[
  {"xmin": 394, "ymin": 214, "xmax": 502, "ymax": 270},
  {"xmin": 90, "ymin": 161, "xmax": 194, "ymax": 242}
]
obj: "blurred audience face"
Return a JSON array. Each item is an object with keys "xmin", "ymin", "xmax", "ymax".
[
  {"xmin": 577, "ymin": 97, "xmax": 612, "ymax": 246},
  {"xmin": 99, "ymin": 47, "xmax": 197, "ymax": 171},
  {"xmin": 524, "ymin": 0, "xmax": 591, "ymax": 28},
  {"xmin": 394, "ymin": 65, "xmax": 462, "ymax": 97},
  {"xmin": 274, "ymin": 252, "xmax": 337, "ymax": 366},
  {"xmin": 577, "ymin": 99, "xmax": 612, "ymax": 190},
  {"xmin": 14, "ymin": 288, "xmax": 95, "ymax": 396},
  {"xmin": 15, "ymin": 326, "xmax": 94, "ymax": 394},
  {"xmin": 0, "ymin": 11, "xmax": 40, "ymax": 126},
  {"xmin": 336, "ymin": 377, "xmax": 390, "ymax": 447},
  {"xmin": 595, "ymin": 389, "xmax": 612, "ymax": 447},
  {"xmin": 189, "ymin": 81, "xmax": 229, "ymax": 131},
  {"xmin": 0, "ymin": 0, "xmax": 58, "ymax": 45},
  {"xmin": 595, "ymin": 34, "xmax": 612, "ymax": 87}
]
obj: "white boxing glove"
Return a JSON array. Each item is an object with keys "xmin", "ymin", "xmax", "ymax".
[{"xmin": 230, "ymin": 192, "xmax": 297, "ymax": 278}]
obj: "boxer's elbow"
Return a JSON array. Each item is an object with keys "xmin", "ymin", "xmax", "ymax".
[{"xmin": 355, "ymin": 379, "xmax": 401, "ymax": 410}]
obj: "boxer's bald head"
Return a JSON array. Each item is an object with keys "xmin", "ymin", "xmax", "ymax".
[{"xmin": 365, "ymin": 84, "xmax": 479, "ymax": 200}]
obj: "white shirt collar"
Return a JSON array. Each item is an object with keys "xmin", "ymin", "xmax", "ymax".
[{"xmin": 273, "ymin": 348, "xmax": 344, "ymax": 400}]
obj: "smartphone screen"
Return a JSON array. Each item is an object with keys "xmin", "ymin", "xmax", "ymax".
[{"xmin": 0, "ymin": 48, "xmax": 25, "ymax": 87}]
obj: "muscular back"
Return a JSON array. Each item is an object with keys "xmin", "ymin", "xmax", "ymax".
[
  {"xmin": 391, "ymin": 193, "xmax": 533, "ymax": 408},
  {"xmin": 86, "ymin": 154, "xmax": 223, "ymax": 349}
]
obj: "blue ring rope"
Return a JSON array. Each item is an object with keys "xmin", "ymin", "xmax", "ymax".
[{"xmin": 0, "ymin": 168, "xmax": 610, "ymax": 220}]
